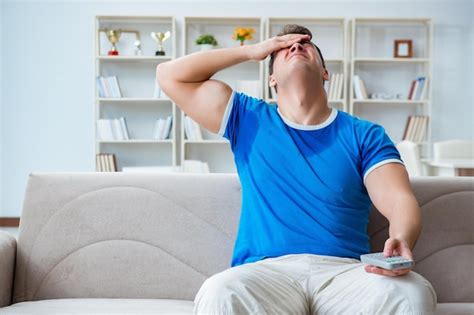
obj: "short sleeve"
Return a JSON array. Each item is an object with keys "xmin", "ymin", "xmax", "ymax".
[
  {"xmin": 217, "ymin": 90, "xmax": 260, "ymax": 150},
  {"xmin": 360, "ymin": 123, "xmax": 405, "ymax": 182}
]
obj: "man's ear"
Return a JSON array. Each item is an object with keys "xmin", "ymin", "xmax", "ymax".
[
  {"xmin": 322, "ymin": 68, "xmax": 329, "ymax": 82},
  {"xmin": 269, "ymin": 75, "xmax": 277, "ymax": 87}
]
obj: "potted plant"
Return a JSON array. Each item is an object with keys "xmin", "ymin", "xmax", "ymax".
[
  {"xmin": 232, "ymin": 27, "xmax": 256, "ymax": 46},
  {"xmin": 195, "ymin": 34, "xmax": 218, "ymax": 51}
]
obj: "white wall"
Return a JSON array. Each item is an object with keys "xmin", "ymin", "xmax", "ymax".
[{"xmin": 1, "ymin": 0, "xmax": 473, "ymax": 217}]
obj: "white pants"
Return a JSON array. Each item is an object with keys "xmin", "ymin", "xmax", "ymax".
[{"xmin": 193, "ymin": 253, "xmax": 437, "ymax": 315}]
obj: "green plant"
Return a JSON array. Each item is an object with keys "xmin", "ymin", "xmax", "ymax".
[{"xmin": 195, "ymin": 34, "xmax": 218, "ymax": 46}]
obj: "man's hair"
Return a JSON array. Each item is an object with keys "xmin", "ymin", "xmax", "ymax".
[{"xmin": 268, "ymin": 24, "xmax": 326, "ymax": 80}]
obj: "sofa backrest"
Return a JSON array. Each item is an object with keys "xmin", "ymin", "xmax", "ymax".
[{"xmin": 13, "ymin": 173, "xmax": 473, "ymax": 304}]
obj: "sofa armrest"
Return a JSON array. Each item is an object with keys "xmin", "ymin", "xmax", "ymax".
[{"xmin": 0, "ymin": 231, "xmax": 16, "ymax": 308}]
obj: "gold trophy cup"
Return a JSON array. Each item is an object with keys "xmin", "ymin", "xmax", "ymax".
[
  {"xmin": 151, "ymin": 31, "xmax": 171, "ymax": 56},
  {"xmin": 105, "ymin": 28, "xmax": 122, "ymax": 55}
]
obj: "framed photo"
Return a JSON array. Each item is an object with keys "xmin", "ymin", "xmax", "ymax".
[{"xmin": 394, "ymin": 40, "xmax": 413, "ymax": 58}]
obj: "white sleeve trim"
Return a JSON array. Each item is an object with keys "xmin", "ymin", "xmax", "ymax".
[
  {"xmin": 363, "ymin": 158, "xmax": 405, "ymax": 183},
  {"xmin": 217, "ymin": 90, "xmax": 235, "ymax": 136}
]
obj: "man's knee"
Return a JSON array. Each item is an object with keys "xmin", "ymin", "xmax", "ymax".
[
  {"xmin": 193, "ymin": 266, "xmax": 261, "ymax": 315},
  {"xmin": 193, "ymin": 264, "xmax": 308, "ymax": 315},
  {"xmin": 367, "ymin": 272, "xmax": 437, "ymax": 314}
]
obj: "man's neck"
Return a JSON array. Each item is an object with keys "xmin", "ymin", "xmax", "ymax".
[{"xmin": 276, "ymin": 81, "xmax": 331, "ymax": 126}]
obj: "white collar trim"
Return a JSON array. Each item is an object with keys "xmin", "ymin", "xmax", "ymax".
[{"xmin": 277, "ymin": 106, "xmax": 338, "ymax": 130}]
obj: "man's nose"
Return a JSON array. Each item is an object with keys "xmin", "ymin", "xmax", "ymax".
[{"xmin": 290, "ymin": 43, "xmax": 304, "ymax": 53}]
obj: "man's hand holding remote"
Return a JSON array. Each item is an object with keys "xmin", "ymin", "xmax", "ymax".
[{"xmin": 364, "ymin": 237, "xmax": 414, "ymax": 277}]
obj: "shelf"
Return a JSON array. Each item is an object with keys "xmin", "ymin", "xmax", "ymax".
[
  {"xmin": 96, "ymin": 56, "xmax": 173, "ymax": 62},
  {"xmin": 97, "ymin": 98, "xmax": 172, "ymax": 103},
  {"xmin": 184, "ymin": 16, "xmax": 261, "ymax": 25},
  {"xmin": 265, "ymin": 99, "xmax": 345, "ymax": 104},
  {"xmin": 184, "ymin": 140, "xmax": 229, "ymax": 144},
  {"xmin": 353, "ymin": 58, "xmax": 429, "ymax": 63},
  {"xmin": 98, "ymin": 140, "xmax": 173, "ymax": 144},
  {"xmin": 352, "ymin": 99, "xmax": 428, "ymax": 104},
  {"xmin": 354, "ymin": 18, "xmax": 431, "ymax": 25}
]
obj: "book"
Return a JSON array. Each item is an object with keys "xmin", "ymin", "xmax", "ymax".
[
  {"xmin": 184, "ymin": 116, "xmax": 194, "ymax": 140},
  {"xmin": 111, "ymin": 76, "xmax": 122, "ymax": 98},
  {"xmin": 353, "ymin": 75, "xmax": 364, "ymax": 100},
  {"xmin": 184, "ymin": 115, "xmax": 203, "ymax": 140},
  {"xmin": 163, "ymin": 115, "xmax": 172, "ymax": 139},
  {"xmin": 407, "ymin": 80, "xmax": 416, "ymax": 100},
  {"xmin": 119, "ymin": 117, "xmax": 130, "ymax": 140},
  {"xmin": 402, "ymin": 115, "xmax": 428, "ymax": 142},
  {"xmin": 359, "ymin": 77, "xmax": 368, "ymax": 99},
  {"xmin": 328, "ymin": 73, "xmax": 335, "ymax": 100},
  {"xmin": 96, "ymin": 154, "xmax": 117, "ymax": 172},
  {"xmin": 96, "ymin": 76, "xmax": 122, "ymax": 98}
]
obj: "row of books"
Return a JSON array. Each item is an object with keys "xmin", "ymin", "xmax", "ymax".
[
  {"xmin": 96, "ymin": 153, "xmax": 117, "ymax": 172},
  {"xmin": 353, "ymin": 75, "xmax": 429, "ymax": 101},
  {"xmin": 153, "ymin": 116, "xmax": 173, "ymax": 140},
  {"xmin": 325, "ymin": 73, "xmax": 344, "ymax": 100},
  {"xmin": 97, "ymin": 76, "xmax": 122, "ymax": 98},
  {"xmin": 184, "ymin": 115, "xmax": 203, "ymax": 140},
  {"xmin": 97, "ymin": 117, "xmax": 130, "ymax": 140},
  {"xmin": 408, "ymin": 77, "xmax": 428, "ymax": 100},
  {"xmin": 353, "ymin": 75, "xmax": 369, "ymax": 100},
  {"xmin": 402, "ymin": 115, "xmax": 429, "ymax": 142}
]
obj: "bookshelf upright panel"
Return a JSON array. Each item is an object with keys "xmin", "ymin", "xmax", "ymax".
[
  {"xmin": 349, "ymin": 18, "xmax": 432, "ymax": 158},
  {"xmin": 181, "ymin": 16, "xmax": 264, "ymax": 173},
  {"xmin": 94, "ymin": 16, "xmax": 177, "ymax": 172}
]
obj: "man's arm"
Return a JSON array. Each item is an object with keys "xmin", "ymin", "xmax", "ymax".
[
  {"xmin": 155, "ymin": 33, "xmax": 310, "ymax": 133},
  {"xmin": 156, "ymin": 47, "xmax": 248, "ymax": 134},
  {"xmin": 364, "ymin": 163, "xmax": 422, "ymax": 250}
]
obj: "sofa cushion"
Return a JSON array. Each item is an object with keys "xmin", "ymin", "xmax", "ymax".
[
  {"xmin": 0, "ymin": 298, "xmax": 194, "ymax": 314},
  {"xmin": 434, "ymin": 303, "xmax": 474, "ymax": 315},
  {"xmin": 1, "ymin": 300, "xmax": 472, "ymax": 314}
]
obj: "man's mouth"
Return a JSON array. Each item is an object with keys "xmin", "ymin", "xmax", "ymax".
[{"xmin": 290, "ymin": 53, "xmax": 307, "ymax": 60}]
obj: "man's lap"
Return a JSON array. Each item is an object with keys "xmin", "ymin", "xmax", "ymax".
[{"xmin": 194, "ymin": 253, "xmax": 437, "ymax": 315}]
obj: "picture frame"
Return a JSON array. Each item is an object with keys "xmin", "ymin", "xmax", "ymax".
[{"xmin": 394, "ymin": 39, "xmax": 413, "ymax": 58}]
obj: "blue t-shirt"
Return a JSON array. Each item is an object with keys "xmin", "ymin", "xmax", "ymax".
[{"xmin": 217, "ymin": 91, "xmax": 405, "ymax": 267}]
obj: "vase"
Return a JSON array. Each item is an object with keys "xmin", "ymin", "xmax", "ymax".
[{"xmin": 200, "ymin": 44, "xmax": 214, "ymax": 51}]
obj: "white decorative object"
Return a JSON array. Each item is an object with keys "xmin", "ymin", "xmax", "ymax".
[{"xmin": 199, "ymin": 44, "xmax": 214, "ymax": 51}]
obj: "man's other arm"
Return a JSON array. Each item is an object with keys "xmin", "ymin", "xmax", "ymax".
[{"xmin": 364, "ymin": 163, "xmax": 422, "ymax": 251}]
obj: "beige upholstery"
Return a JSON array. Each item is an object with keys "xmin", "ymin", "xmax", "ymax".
[{"xmin": 0, "ymin": 172, "xmax": 473, "ymax": 314}]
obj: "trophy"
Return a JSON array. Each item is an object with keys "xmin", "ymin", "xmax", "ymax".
[
  {"xmin": 104, "ymin": 28, "xmax": 122, "ymax": 55},
  {"xmin": 151, "ymin": 31, "xmax": 171, "ymax": 56}
]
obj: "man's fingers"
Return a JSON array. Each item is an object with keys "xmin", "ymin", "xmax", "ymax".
[
  {"xmin": 278, "ymin": 34, "xmax": 310, "ymax": 43},
  {"xmin": 365, "ymin": 265, "xmax": 411, "ymax": 277}
]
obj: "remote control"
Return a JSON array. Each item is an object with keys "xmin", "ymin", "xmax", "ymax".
[{"xmin": 360, "ymin": 252, "xmax": 414, "ymax": 270}]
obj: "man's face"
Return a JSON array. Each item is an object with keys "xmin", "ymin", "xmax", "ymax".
[{"xmin": 269, "ymin": 39, "xmax": 329, "ymax": 91}]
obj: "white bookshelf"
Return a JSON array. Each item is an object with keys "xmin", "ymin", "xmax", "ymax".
[
  {"xmin": 349, "ymin": 18, "xmax": 433, "ymax": 158},
  {"xmin": 94, "ymin": 15, "xmax": 177, "ymax": 171},
  {"xmin": 265, "ymin": 17, "xmax": 348, "ymax": 112},
  {"xmin": 181, "ymin": 16, "xmax": 264, "ymax": 173}
]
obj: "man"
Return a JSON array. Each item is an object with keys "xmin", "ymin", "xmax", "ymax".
[{"xmin": 156, "ymin": 24, "xmax": 437, "ymax": 315}]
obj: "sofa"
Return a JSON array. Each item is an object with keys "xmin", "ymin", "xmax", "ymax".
[{"xmin": 0, "ymin": 172, "xmax": 473, "ymax": 314}]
